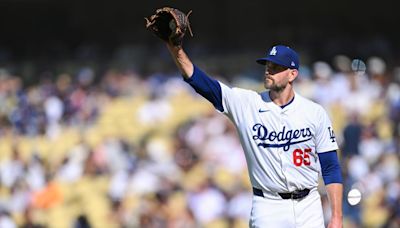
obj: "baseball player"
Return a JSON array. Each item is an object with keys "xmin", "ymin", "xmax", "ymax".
[{"xmin": 146, "ymin": 8, "xmax": 343, "ymax": 228}]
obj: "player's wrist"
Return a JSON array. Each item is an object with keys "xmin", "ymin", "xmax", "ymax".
[
  {"xmin": 331, "ymin": 207, "xmax": 343, "ymax": 218},
  {"xmin": 331, "ymin": 214, "xmax": 343, "ymax": 220},
  {"xmin": 166, "ymin": 42, "xmax": 183, "ymax": 52}
]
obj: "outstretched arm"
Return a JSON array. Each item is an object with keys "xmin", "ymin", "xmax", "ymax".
[
  {"xmin": 146, "ymin": 7, "xmax": 223, "ymax": 111},
  {"xmin": 145, "ymin": 6, "xmax": 194, "ymax": 77},
  {"xmin": 166, "ymin": 42, "xmax": 223, "ymax": 111},
  {"xmin": 166, "ymin": 43, "xmax": 194, "ymax": 79},
  {"xmin": 166, "ymin": 42, "xmax": 223, "ymax": 112}
]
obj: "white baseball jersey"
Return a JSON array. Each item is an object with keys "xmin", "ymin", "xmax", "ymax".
[{"xmin": 219, "ymin": 82, "xmax": 338, "ymax": 198}]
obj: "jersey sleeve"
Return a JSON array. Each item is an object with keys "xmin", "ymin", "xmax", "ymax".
[
  {"xmin": 318, "ymin": 150, "xmax": 343, "ymax": 184},
  {"xmin": 184, "ymin": 64, "xmax": 253, "ymax": 122},
  {"xmin": 184, "ymin": 65, "xmax": 224, "ymax": 111},
  {"xmin": 219, "ymin": 82, "xmax": 254, "ymax": 121},
  {"xmin": 315, "ymin": 107, "xmax": 339, "ymax": 153}
]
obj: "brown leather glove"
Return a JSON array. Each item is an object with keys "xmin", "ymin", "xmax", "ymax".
[{"xmin": 145, "ymin": 7, "xmax": 193, "ymax": 47}]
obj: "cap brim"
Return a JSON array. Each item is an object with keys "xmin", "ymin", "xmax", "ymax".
[
  {"xmin": 256, "ymin": 58, "xmax": 267, "ymax": 65},
  {"xmin": 256, "ymin": 57, "xmax": 289, "ymax": 68}
]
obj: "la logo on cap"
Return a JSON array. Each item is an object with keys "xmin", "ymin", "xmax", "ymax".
[{"xmin": 270, "ymin": 47, "xmax": 277, "ymax": 56}]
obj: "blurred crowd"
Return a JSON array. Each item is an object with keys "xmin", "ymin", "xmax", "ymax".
[{"xmin": 0, "ymin": 49, "xmax": 399, "ymax": 228}]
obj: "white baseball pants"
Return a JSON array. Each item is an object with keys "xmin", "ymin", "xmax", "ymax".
[{"xmin": 249, "ymin": 188, "xmax": 325, "ymax": 228}]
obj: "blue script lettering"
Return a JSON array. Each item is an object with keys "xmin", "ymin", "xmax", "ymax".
[{"xmin": 252, "ymin": 123, "xmax": 312, "ymax": 151}]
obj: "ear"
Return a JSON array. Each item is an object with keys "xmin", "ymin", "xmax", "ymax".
[{"xmin": 288, "ymin": 69, "xmax": 299, "ymax": 83}]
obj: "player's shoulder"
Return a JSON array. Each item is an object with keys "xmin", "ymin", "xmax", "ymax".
[
  {"xmin": 220, "ymin": 82, "xmax": 260, "ymax": 97},
  {"xmin": 232, "ymin": 86, "xmax": 258, "ymax": 94}
]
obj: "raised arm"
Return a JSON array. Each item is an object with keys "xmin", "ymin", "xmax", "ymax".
[
  {"xmin": 145, "ymin": 7, "xmax": 223, "ymax": 112},
  {"xmin": 166, "ymin": 42, "xmax": 224, "ymax": 112},
  {"xmin": 166, "ymin": 43, "xmax": 194, "ymax": 79},
  {"xmin": 145, "ymin": 7, "xmax": 194, "ymax": 78}
]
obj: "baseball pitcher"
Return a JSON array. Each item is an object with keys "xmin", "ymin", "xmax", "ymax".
[{"xmin": 145, "ymin": 7, "xmax": 343, "ymax": 228}]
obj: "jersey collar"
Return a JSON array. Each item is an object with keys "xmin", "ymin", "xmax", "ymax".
[
  {"xmin": 280, "ymin": 95, "xmax": 295, "ymax": 109},
  {"xmin": 261, "ymin": 90, "xmax": 299, "ymax": 112}
]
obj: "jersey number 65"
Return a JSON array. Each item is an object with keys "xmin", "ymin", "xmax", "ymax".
[{"xmin": 293, "ymin": 148, "xmax": 311, "ymax": 167}]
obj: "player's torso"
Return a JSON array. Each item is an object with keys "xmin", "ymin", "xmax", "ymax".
[{"xmin": 235, "ymin": 92, "xmax": 321, "ymax": 193}]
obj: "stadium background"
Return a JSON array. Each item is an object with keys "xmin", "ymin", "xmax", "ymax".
[{"xmin": 0, "ymin": 0, "xmax": 399, "ymax": 227}]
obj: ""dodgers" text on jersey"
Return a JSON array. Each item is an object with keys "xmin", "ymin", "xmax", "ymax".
[{"xmin": 252, "ymin": 124, "xmax": 312, "ymax": 151}]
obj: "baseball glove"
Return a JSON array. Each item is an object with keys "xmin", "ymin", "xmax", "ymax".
[{"xmin": 145, "ymin": 7, "xmax": 193, "ymax": 46}]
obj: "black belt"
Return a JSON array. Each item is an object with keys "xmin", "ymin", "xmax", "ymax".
[{"xmin": 253, "ymin": 187, "xmax": 310, "ymax": 200}]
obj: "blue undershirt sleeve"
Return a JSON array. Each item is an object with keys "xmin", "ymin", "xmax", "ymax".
[
  {"xmin": 183, "ymin": 65, "xmax": 224, "ymax": 112},
  {"xmin": 318, "ymin": 150, "xmax": 343, "ymax": 185}
]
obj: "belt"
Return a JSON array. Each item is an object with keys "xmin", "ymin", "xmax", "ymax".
[{"xmin": 253, "ymin": 187, "xmax": 310, "ymax": 200}]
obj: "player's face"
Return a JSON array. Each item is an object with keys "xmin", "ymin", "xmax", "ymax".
[{"xmin": 264, "ymin": 62, "xmax": 292, "ymax": 91}]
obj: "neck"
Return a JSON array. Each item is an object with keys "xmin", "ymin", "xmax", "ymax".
[{"xmin": 269, "ymin": 85, "xmax": 295, "ymax": 106}]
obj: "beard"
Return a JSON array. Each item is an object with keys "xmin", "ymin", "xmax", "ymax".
[{"xmin": 264, "ymin": 77, "xmax": 287, "ymax": 93}]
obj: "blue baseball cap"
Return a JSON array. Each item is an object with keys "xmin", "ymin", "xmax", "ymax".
[{"xmin": 256, "ymin": 45, "xmax": 299, "ymax": 69}]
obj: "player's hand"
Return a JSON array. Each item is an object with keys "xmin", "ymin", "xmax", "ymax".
[
  {"xmin": 145, "ymin": 7, "xmax": 193, "ymax": 47},
  {"xmin": 327, "ymin": 216, "xmax": 342, "ymax": 228}
]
